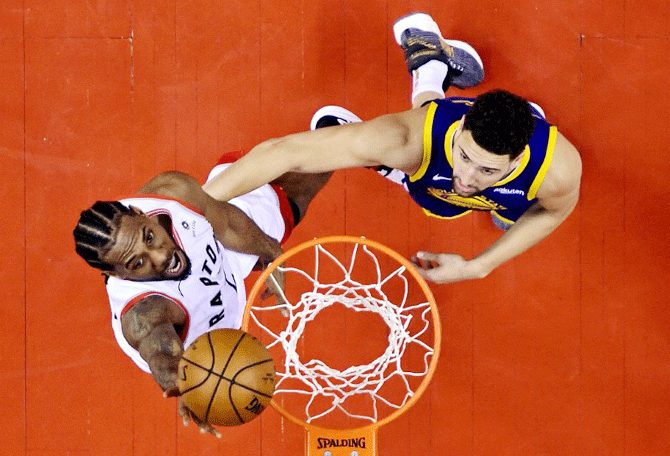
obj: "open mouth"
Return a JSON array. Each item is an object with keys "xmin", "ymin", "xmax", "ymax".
[{"xmin": 164, "ymin": 250, "xmax": 185, "ymax": 278}]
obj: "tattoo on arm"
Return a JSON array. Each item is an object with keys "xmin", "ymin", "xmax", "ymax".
[
  {"xmin": 137, "ymin": 323, "xmax": 185, "ymax": 391},
  {"xmin": 121, "ymin": 308, "xmax": 153, "ymax": 343},
  {"xmin": 121, "ymin": 297, "xmax": 186, "ymax": 391}
]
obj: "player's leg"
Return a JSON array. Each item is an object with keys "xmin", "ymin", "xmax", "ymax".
[
  {"xmin": 270, "ymin": 171, "xmax": 332, "ymax": 224},
  {"xmin": 393, "ymin": 12, "xmax": 484, "ymax": 108}
]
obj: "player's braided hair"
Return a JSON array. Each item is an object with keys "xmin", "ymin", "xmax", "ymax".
[
  {"xmin": 463, "ymin": 89, "xmax": 535, "ymax": 159},
  {"xmin": 73, "ymin": 201, "xmax": 131, "ymax": 271}
]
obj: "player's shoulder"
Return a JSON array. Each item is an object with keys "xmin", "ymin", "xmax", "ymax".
[
  {"xmin": 537, "ymin": 131, "xmax": 582, "ymax": 200},
  {"xmin": 443, "ymin": 96, "xmax": 477, "ymax": 105},
  {"xmin": 437, "ymin": 96, "xmax": 477, "ymax": 112},
  {"xmin": 421, "ymin": 97, "xmax": 474, "ymax": 125},
  {"xmin": 138, "ymin": 171, "xmax": 200, "ymax": 199},
  {"xmin": 137, "ymin": 171, "xmax": 210, "ymax": 211}
]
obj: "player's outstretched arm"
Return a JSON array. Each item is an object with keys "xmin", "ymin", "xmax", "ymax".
[
  {"xmin": 202, "ymin": 108, "xmax": 427, "ymax": 202},
  {"xmin": 121, "ymin": 296, "xmax": 222, "ymax": 438},
  {"xmin": 412, "ymin": 132, "xmax": 582, "ymax": 284},
  {"xmin": 120, "ymin": 295, "xmax": 186, "ymax": 392}
]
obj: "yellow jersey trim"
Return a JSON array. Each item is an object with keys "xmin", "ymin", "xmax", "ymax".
[
  {"xmin": 423, "ymin": 207, "xmax": 472, "ymax": 220},
  {"xmin": 527, "ymin": 126, "xmax": 557, "ymax": 200},
  {"xmin": 409, "ymin": 102, "xmax": 438, "ymax": 182},
  {"xmin": 491, "ymin": 210, "xmax": 515, "ymax": 225},
  {"xmin": 494, "ymin": 146, "xmax": 530, "ymax": 186},
  {"xmin": 444, "ymin": 121, "xmax": 460, "ymax": 168}
]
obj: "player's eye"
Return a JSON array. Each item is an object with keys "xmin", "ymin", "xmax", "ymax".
[
  {"xmin": 461, "ymin": 151, "xmax": 469, "ymax": 162},
  {"xmin": 482, "ymin": 168, "xmax": 494, "ymax": 175}
]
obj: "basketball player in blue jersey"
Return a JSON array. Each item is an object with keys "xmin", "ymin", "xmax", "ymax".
[
  {"xmin": 73, "ymin": 153, "xmax": 331, "ymax": 437},
  {"xmin": 202, "ymin": 12, "xmax": 582, "ymax": 285}
]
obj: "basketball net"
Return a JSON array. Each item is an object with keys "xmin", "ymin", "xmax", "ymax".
[{"xmin": 243, "ymin": 236, "xmax": 441, "ymax": 456}]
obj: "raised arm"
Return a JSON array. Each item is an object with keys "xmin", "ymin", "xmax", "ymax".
[
  {"xmin": 139, "ymin": 171, "xmax": 282, "ymax": 264},
  {"xmin": 121, "ymin": 295, "xmax": 186, "ymax": 391},
  {"xmin": 415, "ymin": 131, "xmax": 582, "ymax": 284},
  {"xmin": 121, "ymin": 295, "xmax": 221, "ymax": 437},
  {"xmin": 202, "ymin": 107, "xmax": 427, "ymax": 201}
]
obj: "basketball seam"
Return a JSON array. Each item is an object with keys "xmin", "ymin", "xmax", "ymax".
[
  {"xmin": 203, "ymin": 332, "xmax": 222, "ymax": 423},
  {"xmin": 228, "ymin": 358, "xmax": 275, "ymax": 399},
  {"xmin": 205, "ymin": 331, "xmax": 247, "ymax": 424},
  {"xmin": 181, "ymin": 357, "xmax": 274, "ymax": 390},
  {"xmin": 178, "ymin": 358, "xmax": 214, "ymax": 394}
]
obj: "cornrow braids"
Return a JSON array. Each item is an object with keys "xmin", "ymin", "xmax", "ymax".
[
  {"xmin": 73, "ymin": 201, "xmax": 131, "ymax": 271},
  {"xmin": 463, "ymin": 89, "xmax": 535, "ymax": 159}
]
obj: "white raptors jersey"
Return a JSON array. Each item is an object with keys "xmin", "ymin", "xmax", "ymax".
[{"xmin": 106, "ymin": 190, "xmax": 284, "ymax": 373}]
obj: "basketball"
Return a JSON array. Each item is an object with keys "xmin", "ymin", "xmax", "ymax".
[{"xmin": 177, "ymin": 328, "xmax": 275, "ymax": 426}]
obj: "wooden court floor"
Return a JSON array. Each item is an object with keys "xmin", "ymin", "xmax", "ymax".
[{"xmin": 2, "ymin": 0, "xmax": 670, "ymax": 454}]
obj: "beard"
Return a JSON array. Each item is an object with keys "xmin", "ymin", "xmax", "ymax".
[{"xmin": 159, "ymin": 248, "xmax": 192, "ymax": 281}]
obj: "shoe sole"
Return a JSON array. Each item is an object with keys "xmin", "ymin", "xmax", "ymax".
[
  {"xmin": 310, "ymin": 105, "xmax": 363, "ymax": 130},
  {"xmin": 392, "ymin": 12, "xmax": 483, "ymax": 69}
]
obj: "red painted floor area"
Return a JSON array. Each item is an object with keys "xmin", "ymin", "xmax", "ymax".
[{"xmin": 3, "ymin": 0, "xmax": 670, "ymax": 455}]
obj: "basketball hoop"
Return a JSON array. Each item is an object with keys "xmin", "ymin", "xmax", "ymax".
[{"xmin": 243, "ymin": 236, "xmax": 441, "ymax": 456}]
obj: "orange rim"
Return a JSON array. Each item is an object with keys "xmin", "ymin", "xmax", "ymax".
[{"xmin": 243, "ymin": 235, "xmax": 441, "ymax": 433}]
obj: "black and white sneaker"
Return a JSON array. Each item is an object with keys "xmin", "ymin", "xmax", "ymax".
[
  {"xmin": 393, "ymin": 12, "xmax": 484, "ymax": 90},
  {"xmin": 310, "ymin": 105, "xmax": 362, "ymax": 130}
]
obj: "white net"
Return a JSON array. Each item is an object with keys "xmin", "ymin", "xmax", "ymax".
[{"xmin": 247, "ymin": 241, "xmax": 437, "ymax": 425}]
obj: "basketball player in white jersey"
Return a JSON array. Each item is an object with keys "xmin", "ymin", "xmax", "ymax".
[{"xmin": 73, "ymin": 151, "xmax": 331, "ymax": 437}]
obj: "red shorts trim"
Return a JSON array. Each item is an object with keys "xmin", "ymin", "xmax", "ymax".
[
  {"xmin": 270, "ymin": 183, "xmax": 295, "ymax": 244},
  {"xmin": 215, "ymin": 150, "xmax": 248, "ymax": 165}
]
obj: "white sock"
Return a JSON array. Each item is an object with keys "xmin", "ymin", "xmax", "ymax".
[{"xmin": 411, "ymin": 60, "xmax": 449, "ymax": 104}]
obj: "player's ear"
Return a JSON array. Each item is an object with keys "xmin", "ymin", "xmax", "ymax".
[
  {"xmin": 510, "ymin": 149, "xmax": 526, "ymax": 168},
  {"xmin": 456, "ymin": 115, "xmax": 466, "ymax": 133},
  {"xmin": 101, "ymin": 269, "xmax": 120, "ymax": 278},
  {"xmin": 129, "ymin": 205, "xmax": 145, "ymax": 216}
]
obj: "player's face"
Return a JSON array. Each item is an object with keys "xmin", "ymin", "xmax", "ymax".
[
  {"xmin": 451, "ymin": 127, "xmax": 523, "ymax": 197},
  {"xmin": 103, "ymin": 211, "xmax": 191, "ymax": 281}
]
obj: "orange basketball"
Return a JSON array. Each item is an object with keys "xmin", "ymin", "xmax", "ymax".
[{"xmin": 177, "ymin": 328, "xmax": 275, "ymax": 426}]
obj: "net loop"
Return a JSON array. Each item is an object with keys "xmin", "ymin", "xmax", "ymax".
[{"xmin": 249, "ymin": 242, "xmax": 436, "ymax": 424}]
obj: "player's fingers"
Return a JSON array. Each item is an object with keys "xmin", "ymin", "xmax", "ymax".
[
  {"xmin": 415, "ymin": 266, "xmax": 444, "ymax": 284},
  {"xmin": 163, "ymin": 386, "xmax": 181, "ymax": 398},
  {"xmin": 177, "ymin": 398, "xmax": 199, "ymax": 427},
  {"xmin": 203, "ymin": 424, "xmax": 222, "ymax": 439},
  {"xmin": 177, "ymin": 405, "xmax": 190, "ymax": 426},
  {"xmin": 417, "ymin": 251, "xmax": 441, "ymax": 268},
  {"xmin": 409, "ymin": 256, "xmax": 425, "ymax": 271},
  {"xmin": 416, "ymin": 251, "xmax": 439, "ymax": 262},
  {"xmin": 410, "ymin": 254, "xmax": 438, "ymax": 270},
  {"xmin": 260, "ymin": 287, "xmax": 272, "ymax": 300},
  {"xmin": 190, "ymin": 413, "xmax": 222, "ymax": 439}
]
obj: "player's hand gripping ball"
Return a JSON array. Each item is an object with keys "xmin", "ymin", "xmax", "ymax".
[{"xmin": 177, "ymin": 329, "xmax": 275, "ymax": 426}]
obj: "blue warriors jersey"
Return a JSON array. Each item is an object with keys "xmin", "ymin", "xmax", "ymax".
[{"xmin": 405, "ymin": 97, "xmax": 558, "ymax": 224}]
